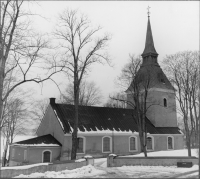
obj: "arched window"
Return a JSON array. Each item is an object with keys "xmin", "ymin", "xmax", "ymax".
[
  {"xmin": 167, "ymin": 136, "xmax": 174, "ymax": 150},
  {"xmin": 42, "ymin": 150, "xmax": 51, "ymax": 163},
  {"xmin": 146, "ymin": 136, "xmax": 154, "ymax": 151},
  {"xmin": 12, "ymin": 148, "xmax": 15, "ymax": 159},
  {"xmin": 129, "ymin": 136, "xmax": 137, "ymax": 151},
  {"xmin": 24, "ymin": 150, "xmax": 27, "ymax": 161},
  {"xmin": 102, "ymin": 136, "xmax": 112, "ymax": 153},
  {"xmin": 77, "ymin": 137, "xmax": 85, "ymax": 153},
  {"xmin": 164, "ymin": 98, "xmax": 167, "ymax": 107}
]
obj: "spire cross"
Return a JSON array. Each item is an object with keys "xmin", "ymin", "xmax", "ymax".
[{"xmin": 147, "ymin": 6, "xmax": 151, "ymax": 17}]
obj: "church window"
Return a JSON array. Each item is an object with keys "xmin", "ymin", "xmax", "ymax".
[
  {"xmin": 24, "ymin": 150, "xmax": 27, "ymax": 161},
  {"xmin": 167, "ymin": 136, "xmax": 174, "ymax": 150},
  {"xmin": 77, "ymin": 137, "xmax": 85, "ymax": 153},
  {"xmin": 12, "ymin": 148, "xmax": 15, "ymax": 158},
  {"xmin": 161, "ymin": 78, "xmax": 165, "ymax": 83},
  {"xmin": 158, "ymin": 73, "xmax": 165, "ymax": 83},
  {"xmin": 129, "ymin": 136, "xmax": 137, "ymax": 151},
  {"xmin": 164, "ymin": 98, "xmax": 167, "ymax": 107},
  {"xmin": 102, "ymin": 136, "xmax": 112, "ymax": 153},
  {"xmin": 146, "ymin": 136, "xmax": 154, "ymax": 151}
]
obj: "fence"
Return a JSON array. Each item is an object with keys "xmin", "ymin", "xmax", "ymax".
[
  {"xmin": 107, "ymin": 156, "xmax": 199, "ymax": 167},
  {"xmin": 1, "ymin": 157, "xmax": 94, "ymax": 178}
]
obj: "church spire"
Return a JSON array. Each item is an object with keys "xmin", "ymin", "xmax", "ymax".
[{"xmin": 141, "ymin": 8, "xmax": 158, "ymax": 58}]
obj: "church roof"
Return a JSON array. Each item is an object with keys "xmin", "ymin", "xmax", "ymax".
[
  {"xmin": 141, "ymin": 17, "xmax": 158, "ymax": 57},
  {"xmin": 126, "ymin": 63, "xmax": 175, "ymax": 92},
  {"xmin": 11, "ymin": 134, "xmax": 62, "ymax": 146},
  {"xmin": 50, "ymin": 103, "xmax": 181, "ymax": 135},
  {"xmin": 127, "ymin": 15, "xmax": 174, "ymax": 92}
]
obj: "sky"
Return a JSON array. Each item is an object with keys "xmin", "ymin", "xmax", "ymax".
[{"xmin": 20, "ymin": 1, "xmax": 199, "ymax": 105}]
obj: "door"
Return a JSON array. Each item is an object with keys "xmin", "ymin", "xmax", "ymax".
[{"xmin": 43, "ymin": 151, "xmax": 51, "ymax": 163}]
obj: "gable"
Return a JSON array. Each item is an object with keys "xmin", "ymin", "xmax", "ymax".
[{"xmin": 36, "ymin": 105, "xmax": 64, "ymax": 144}]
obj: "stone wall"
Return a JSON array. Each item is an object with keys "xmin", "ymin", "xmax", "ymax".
[
  {"xmin": 1, "ymin": 161, "xmax": 87, "ymax": 178},
  {"xmin": 107, "ymin": 156, "xmax": 199, "ymax": 167}
]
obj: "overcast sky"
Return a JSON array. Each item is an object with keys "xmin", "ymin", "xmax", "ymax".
[{"xmin": 21, "ymin": 1, "xmax": 199, "ymax": 105}]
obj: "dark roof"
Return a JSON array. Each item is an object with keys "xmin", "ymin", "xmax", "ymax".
[
  {"xmin": 141, "ymin": 17, "xmax": 158, "ymax": 58},
  {"xmin": 126, "ymin": 16, "xmax": 174, "ymax": 92},
  {"xmin": 50, "ymin": 103, "xmax": 181, "ymax": 135},
  {"xmin": 13, "ymin": 134, "xmax": 62, "ymax": 146},
  {"xmin": 126, "ymin": 64, "xmax": 175, "ymax": 92}
]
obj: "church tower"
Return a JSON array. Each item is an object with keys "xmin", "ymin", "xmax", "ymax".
[{"xmin": 126, "ymin": 13, "xmax": 177, "ymax": 127}]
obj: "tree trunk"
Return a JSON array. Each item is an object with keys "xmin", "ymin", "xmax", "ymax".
[
  {"xmin": 71, "ymin": 68, "xmax": 79, "ymax": 160},
  {"xmin": 2, "ymin": 139, "xmax": 9, "ymax": 167},
  {"xmin": 0, "ymin": 60, "xmax": 5, "ymax": 129},
  {"xmin": 185, "ymin": 125, "xmax": 192, "ymax": 156}
]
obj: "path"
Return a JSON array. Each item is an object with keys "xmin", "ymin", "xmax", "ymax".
[{"xmin": 92, "ymin": 158, "xmax": 198, "ymax": 178}]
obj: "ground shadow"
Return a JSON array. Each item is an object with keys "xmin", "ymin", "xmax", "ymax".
[{"xmin": 169, "ymin": 169, "xmax": 199, "ymax": 178}]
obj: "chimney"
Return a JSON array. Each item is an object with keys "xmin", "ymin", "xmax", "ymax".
[{"xmin": 50, "ymin": 98, "xmax": 56, "ymax": 104}]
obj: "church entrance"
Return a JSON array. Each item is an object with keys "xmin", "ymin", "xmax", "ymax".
[{"xmin": 43, "ymin": 151, "xmax": 51, "ymax": 163}]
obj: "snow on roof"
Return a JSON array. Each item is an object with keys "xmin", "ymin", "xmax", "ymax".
[
  {"xmin": 54, "ymin": 110, "xmax": 64, "ymax": 130},
  {"xmin": 178, "ymin": 129, "xmax": 184, "ymax": 134},
  {"xmin": 12, "ymin": 142, "xmax": 60, "ymax": 147},
  {"xmin": 75, "ymin": 128, "xmax": 139, "ymax": 136},
  {"xmin": 11, "ymin": 134, "xmax": 62, "ymax": 146}
]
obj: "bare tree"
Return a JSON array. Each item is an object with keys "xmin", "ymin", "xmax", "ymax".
[
  {"xmin": 111, "ymin": 54, "xmax": 160, "ymax": 157},
  {"xmin": 0, "ymin": 1, "xmax": 63, "ymax": 130},
  {"xmin": 28, "ymin": 98, "xmax": 49, "ymax": 134},
  {"xmin": 62, "ymin": 81, "xmax": 102, "ymax": 106},
  {"xmin": 163, "ymin": 50, "xmax": 199, "ymax": 156},
  {"xmin": 54, "ymin": 9, "xmax": 111, "ymax": 159},
  {"xmin": 1, "ymin": 90, "xmax": 30, "ymax": 166},
  {"xmin": 104, "ymin": 92, "xmax": 126, "ymax": 108}
]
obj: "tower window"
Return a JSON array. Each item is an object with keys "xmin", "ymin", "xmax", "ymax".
[
  {"xmin": 161, "ymin": 78, "xmax": 165, "ymax": 84},
  {"xmin": 158, "ymin": 73, "xmax": 165, "ymax": 84},
  {"xmin": 164, "ymin": 98, "xmax": 167, "ymax": 107}
]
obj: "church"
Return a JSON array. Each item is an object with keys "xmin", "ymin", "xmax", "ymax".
[{"xmin": 9, "ymin": 15, "xmax": 184, "ymax": 166}]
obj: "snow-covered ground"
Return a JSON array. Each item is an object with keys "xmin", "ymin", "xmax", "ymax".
[
  {"xmin": 14, "ymin": 165, "xmax": 107, "ymax": 178},
  {"xmin": 5, "ymin": 149, "xmax": 198, "ymax": 178},
  {"xmin": 122, "ymin": 148, "xmax": 199, "ymax": 158}
]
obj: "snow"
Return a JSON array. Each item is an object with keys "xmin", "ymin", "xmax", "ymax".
[
  {"xmin": 84, "ymin": 155, "xmax": 93, "ymax": 159},
  {"xmin": 109, "ymin": 154, "xmax": 117, "ymax": 157},
  {"xmin": 68, "ymin": 121, "xmax": 74, "ymax": 132},
  {"xmin": 10, "ymin": 149, "xmax": 199, "ymax": 178},
  {"xmin": 75, "ymin": 159, "xmax": 86, "ymax": 162},
  {"xmin": 1, "ymin": 163, "xmax": 50, "ymax": 170},
  {"xmin": 54, "ymin": 110, "xmax": 64, "ymax": 130},
  {"xmin": 121, "ymin": 149, "xmax": 199, "ymax": 158},
  {"xmin": 64, "ymin": 126, "xmax": 139, "ymax": 135},
  {"xmin": 76, "ymin": 129, "xmax": 136, "ymax": 135},
  {"xmin": 116, "ymin": 165, "xmax": 199, "ymax": 178},
  {"xmin": 11, "ymin": 143, "xmax": 60, "ymax": 147},
  {"xmin": 14, "ymin": 164, "xmax": 107, "ymax": 178}
]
